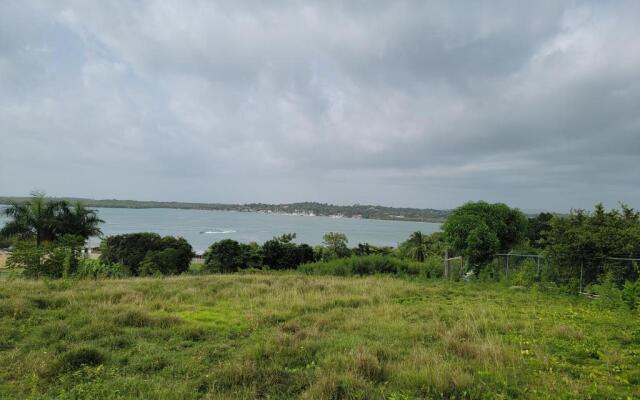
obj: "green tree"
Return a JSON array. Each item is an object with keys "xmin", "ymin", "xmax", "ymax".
[
  {"xmin": 465, "ymin": 223, "xmax": 499, "ymax": 272},
  {"xmin": 58, "ymin": 202, "xmax": 103, "ymax": 240},
  {"xmin": 204, "ymin": 239, "xmax": 245, "ymax": 273},
  {"xmin": 353, "ymin": 243, "xmax": 394, "ymax": 256},
  {"xmin": 1, "ymin": 193, "xmax": 66, "ymax": 246},
  {"xmin": 322, "ymin": 232, "xmax": 350, "ymax": 259},
  {"xmin": 545, "ymin": 203, "xmax": 640, "ymax": 287},
  {"xmin": 140, "ymin": 247, "xmax": 187, "ymax": 276},
  {"xmin": 100, "ymin": 233, "xmax": 193, "ymax": 276},
  {"xmin": 402, "ymin": 231, "xmax": 429, "ymax": 262},
  {"xmin": 442, "ymin": 201, "xmax": 528, "ymax": 272},
  {"xmin": 0, "ymin": 193, "xmax": 102, "ymax": 245},
  {"xmin": 262, "ymin": 233, "xmax": 314, "ymax": 269},
  {"xmin": 526, "ymin": 212, "xmax": 553, "ymax": 248},
  {"xmin": 239, "ymin": 242, "xmax": 264, "ymax": 269}
]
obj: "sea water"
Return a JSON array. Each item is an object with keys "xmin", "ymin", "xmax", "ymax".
[{"xmin": 0, "ymin": 207, "xmax": 441, "ymax": 253}]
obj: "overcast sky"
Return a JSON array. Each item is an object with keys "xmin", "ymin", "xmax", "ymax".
[{"xmin": 1, "ymin": 1, "xmax": 639, "ymax": 211}]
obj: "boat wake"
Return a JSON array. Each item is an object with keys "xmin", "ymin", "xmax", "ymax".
[{"xmin": 200, "ymin": 229, "xmax": 236, "ymax": 234}]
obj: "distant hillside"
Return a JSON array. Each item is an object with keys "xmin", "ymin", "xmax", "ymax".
[{"xmin": 0, "ymin": 197, "xmax": 449, "ymax": 223}]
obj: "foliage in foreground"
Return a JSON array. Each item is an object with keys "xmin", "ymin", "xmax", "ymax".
[
  {"xmin": 299, "ymin": 254, "xmax": 443, "ymax": 279},
  {"xmin": 0, "ymin": 274, "xmax": 638, "ymax": 399}
]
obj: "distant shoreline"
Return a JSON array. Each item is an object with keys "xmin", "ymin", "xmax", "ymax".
[{"xmin": 0, "ymin": 196, "xmax": 449, "ymax": 223}]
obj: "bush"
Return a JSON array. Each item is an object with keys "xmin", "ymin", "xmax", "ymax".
[
  {"xmin": 442, "ymin": 201, "xmax": 528, "ymax": 271},
  {"xmin": 75, "ymin": 258, "xmax": 129, "ymax": 279},
  {"xmin": 7, "ymin": 236, "xmax": 84, "ymax": 278},
  {"xmin": 476, "ymin": 260, "xmax": 504, "ymax": 282},
  {"xmin": 299, "ymin": 257, "xmax": 353, "ymax": 276},
  {"xmin": 622, "ymin": 280, "xmax": 640, "ymax": 310},
  {"xmin": 140, "ymin": 248, "xmax": 186, "ymax": 276},
  {"xmin": 322, "ymin": 232, "xmax": 351, "ymax": 260},
  {"xmin": 352, "ymin": 243, "xmax": 394, "ymax": 257},
  {"xmin": 299, "ymin": 255, "xmax": 442, "ymax": 278},
  {"xmin": 351, "ymin": 255, "xmax": 401, "ymax": 275},
  {"xmin": 509, "ymin": 259, "xmax": 539, "ymax": 287},
  {"xmin": 204, "ymin": 240, "xmax": 265, "ymax": 273},
  {"xmin": 100, "ymin": 233, "xmax": 193, "ymax": 276},
  {"xmin": 262, "ymin": 234, "xmax": 314, "ymax": 270},
  {"xmin": 589, "ymin": 275, "xmax": 625, "ymax": 310},
  {"xmin": 422, "ymin": 255, "xmax": 445, "ymax": 279},
  {"xmin": 545, "ymin": 204, "xmax": 640, "ymax": 287},
  {"xmin": 204, "ymin": 239, "xmax": 245, "ymax": 273}
]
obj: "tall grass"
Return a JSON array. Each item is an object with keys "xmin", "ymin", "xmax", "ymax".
[
  {"xmin": 0, "ymin": 273, "xmax": 638, "ymax": 399},
  {"xmin": 299, "ymin": 254, "xmax": 443, "ymax": 278}
]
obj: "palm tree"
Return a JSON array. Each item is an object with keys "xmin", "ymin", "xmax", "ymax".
[
  {"xmin": 406, "ymin": 231, "xmax": 430, "ymax": 262},
  {"xmin": 0, "ymin": 193, "xmax": 66, "ymax": 246},
  {"xmin": 0, "ymin": 193, "xmax": 103, "ymax": 245},
  {"xmin": 58, "ymin": 202, "xmax": 103, "ymax": 240}
]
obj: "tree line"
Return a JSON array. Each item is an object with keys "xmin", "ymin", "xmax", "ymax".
[
  {"xmin": 0, "ymin": 196, "xmax": 449, "ymax": 222},
  {"xmin": 2, "ymin": 194, "xmax": 639, "ymax": 305}
]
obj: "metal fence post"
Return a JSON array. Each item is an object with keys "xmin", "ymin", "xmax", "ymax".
[
  {"xmin": 444, "ymin": 249, "xmax": 448, "ymax": 278},
  {"xmin": 579, "ymin": 262, "xmax": 583, "ymax": 293},
  {"xmin": 506, "ymin": 254, "xmax": 509, "ymax": 279}
]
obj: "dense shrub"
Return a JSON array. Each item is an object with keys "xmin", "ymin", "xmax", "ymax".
[
  {"xmin": 508, "ymin": 259, "xmax": 540, "ymax": 287},
  {"xmin": 352, "ymin": 243, "xmax": 394, "ymax": 257},
  {"xmin": 140, "ymin": 247, "xmax": 190, "ymax": 276},
  {"xmin": 442, "ymin": 201, "xmax": 528, "ymax": 273},
  {"xmin": 526, "ymin": 212, "xmax": 553, "ymax": 248},
  {"xmin": 262, "ymin": 234, "xmax": 314, "ymax": 270},
  {"xmin": 204, "ymin": 239, "xmax": 245, "ymax": 273},
  {"xmin": 622, "ymin": 281, "xmax": 640, "ymax": 310},
  {"xmin": 100, "ymin": 233, "xmax": 162, "ymax": 273},
  {"xmin": 421, "ymin": 255, "xmax": 445, "ymax": 279},
  {"xmin": 299, "ymin": 254, "xmax": 442, "ymax": 278},
  {"xmin": 6, "ymin": 235, "xmax": 84, "ymax": 278},
  {"xmin": 545, "ymin": 204, "xmax": 640, "ymax": 287},
  {"xmin": 204, "ymin": 240, "xmax": 264, "ymax": 273},
  {"xmin": 100, "ymin": 233, "xmax": 193, "ymax": 276},
  {"xmin": 589, "ymin": 274, "xmax": 626, "ymax": 310},
  {"xmin": 321, "ymin": 232, "xmax": 351, "ymax": 260},
  {"xmin": 75, "ymin": 258, "xmax": 129, "ymax": 279}
]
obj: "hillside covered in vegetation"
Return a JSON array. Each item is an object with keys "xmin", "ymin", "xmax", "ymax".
[{"xmin": 0, "ymin": 197, "xmax": 449, "ymax": 222}]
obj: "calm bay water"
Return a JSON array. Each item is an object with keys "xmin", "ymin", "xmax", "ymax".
[{"xmin": 0, "ymin": 207, "xmax": 441, "ymax": 253}]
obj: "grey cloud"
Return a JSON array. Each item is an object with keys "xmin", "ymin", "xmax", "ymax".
[{"xmin": 1, "ymin": 0, "xmax": 639, "ymax": 211}]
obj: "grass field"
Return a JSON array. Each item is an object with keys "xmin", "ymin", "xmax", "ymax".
[{"xmin": 0, "ymin": 273, "xmax": 638, "ymax": 399}]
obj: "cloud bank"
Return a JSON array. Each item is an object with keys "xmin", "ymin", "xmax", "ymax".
[{"xmin": 1, "ymin": 1, "xmax": 639, "ymax": 211}]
